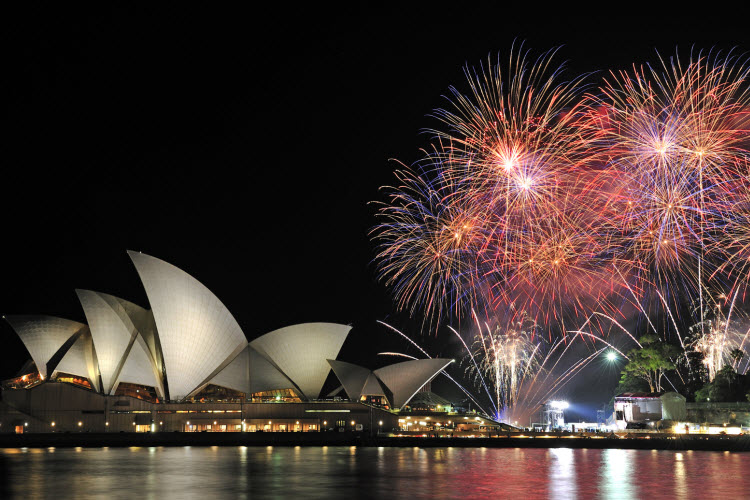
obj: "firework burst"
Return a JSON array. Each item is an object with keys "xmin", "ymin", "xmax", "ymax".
[
  {"xmin": 596, "ymin": 48, "xmax": 750, "ymax": 306},
  {"xmin": 460, "ymin": 310, "xmax": 626, "ymax": 422},
  {"xmin": 372, "ymin": 163, "xmax": 484, "ymax": 327},
  {"xmin": 688, "ymin": 290, "xmax": 750, "ymax": 381},
  {"xmin": 373, "ymin": 45, "xmax": 618, "ymax": 330},
  {"xmin": 373, "ymin": 46, "xmax": 750, "ymax": 406}
]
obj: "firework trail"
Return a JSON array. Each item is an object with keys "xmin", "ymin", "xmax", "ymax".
[
  {"xmin": 373, "ymin": 45, "xmax": 619, "ymax": 331},
  {"xmin": 376, "ymin": 320, "xmax": 492, "ymax": 415},
  {"xmin": 373, "ymin": 46, "xmax": 750, "ymax": 409},
  {"xmin": 372, "ymin": 164, "xmax": 483, "ymax": 328},
  {"xmin": 462, "ymin": 311, "xmax": 627, "ymax": 422},
  {"xmin": 595, "ymin": 48, "xmax": 750, "ymax": 310},
  {"xmin": 375, "ymin": 46, "xmax": 750, "ymax": 331},
  {"xmin": 688, "ymin": 289, "xmax": 750, "ymax": 380},
  {"xmin": 377, "ymin": 316, "xmax": 625, "ymax": 423}
]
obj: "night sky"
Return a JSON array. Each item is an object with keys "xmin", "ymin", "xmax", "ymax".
[{"xmin": 5, "ymin": 6, "xmax": 749, "ymax": 419}]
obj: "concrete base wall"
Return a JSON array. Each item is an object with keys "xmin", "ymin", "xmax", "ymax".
[
  {"xmin": 0, "ymin": 383, "xmax": 400, "ymax": 434},
  {"xmin": 685, "ymin": 402, "xmax": 750, "ymax": 426}
]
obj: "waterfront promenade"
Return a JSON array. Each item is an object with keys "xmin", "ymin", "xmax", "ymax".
[{"xmin": 1, "ymin": 431, "xmax": 748, "ymax": 452}]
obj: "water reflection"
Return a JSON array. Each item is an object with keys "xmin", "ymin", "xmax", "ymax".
[
  {"xmin": 1, "ymin": 446, "xmax": 749, "ymax": 499},
  {"xmin": 673, "ymin": 452, "xmax": 687, "ymax": 498},
  {"xmin": 600, "ymin": 449, "xmax": 634, "ymax": 499},
  {"xmin": 548, "ymin": 448, "xmax": 576, "ymax": 499}
]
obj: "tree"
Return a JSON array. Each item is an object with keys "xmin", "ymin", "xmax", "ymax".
[
  {"xmin": 615, "ymin": 371, "xmax": 650, "ymax": 394},
  {"xmin": 608, "ymin": 371, "xmax": 650, "ymax": 409},
  {"xmin": 730, "ymin": 348, "xmax": 745, "ymax": 366},
  {"xmin": 620, "ymin": 335, "xmax": 680, "ymax": 393},
  {"xmin": 695, "ymin": 365, "xmax": 736, "ymax": 402},
  {"xmin": 696, "ymin": 364, "xmax": 750, "ymax": 403},
  {"xmin": 678, "ymin": 348, "xmax": 707, "ymax": 399}
]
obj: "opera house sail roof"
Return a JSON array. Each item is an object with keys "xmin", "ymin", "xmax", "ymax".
[
  {"xmin": 127, "ymin": 251, "xmax": 248, "ymax": 400},
  {"xmin": 3, "ymin": 251, "xmax": 454, "ymax": 412},
  {"xmin": 327, "ymin": 359, "xmax": 388, "ymax": 400},
  {"xmin": 373, "ymin": 358, "xmax": 453, "ymax": 409},
  {"xmin": 76, "ymin": 290, "xmax": 163, "ymax": 396},
  {"xmin": 327, "ymin": 358, "xmax": 453, "ymax": 409},
  {"xmin": 3, "ymin": 315, "xmax": 92, "ymax": 382},
  {"xmin": 248, "ymin": 323, "xmax": 351, "ymax": 400}
]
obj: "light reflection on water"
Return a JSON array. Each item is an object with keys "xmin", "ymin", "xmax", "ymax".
[{"xmin": 0, "ymin": 446, "xmax": 748, "ymax": 499}]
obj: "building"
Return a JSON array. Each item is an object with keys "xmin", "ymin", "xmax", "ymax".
[
  {"xmin": 613, "ymin": 392, "xmax": 687, "ymax": 430},
  {"xmin": 0, "ymin": 251, "xmax": 456, "ymax": 434}
]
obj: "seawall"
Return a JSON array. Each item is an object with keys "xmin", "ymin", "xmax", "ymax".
[{"xmin": 1, "ymin": 432, "xmax": 749, "ymax": 452}]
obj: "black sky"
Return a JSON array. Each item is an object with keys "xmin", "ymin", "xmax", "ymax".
[{"xmin": 5, "ymin": 5, "xmax": 750, "ymax": 418}]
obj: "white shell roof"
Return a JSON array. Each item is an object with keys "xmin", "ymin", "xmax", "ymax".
[
  {"xmin": 76, "ymin": 290, "xmax": 144, "ymax": 393},
  {"xmin": 209, "ymin": 346, "xmax": 249, "ymax": 394},
  {"xmin": 374, "ymin": 358, "xmax": 453, "ymax": 409},
  {"xmin": 361, "ymin": 373, "xmax": 386, "ymax": 396},
  {"xmin": 248, "ymin": 347, "xmax": 297, "ymax": 394},
  {"xmin": 327, "ymin": 359, "xmax": 378, "ymax": 400},
  {"xmin": 52, "ymin": 329, "xmax": 100, "ymax": 391},
  {"xmin": 128, "ymin": 251, "xmax": 248, "ymax": 400},
  {"xmin": 4, "ymin": 315, "xmax": 88, "ymax": 379},
  {"xmin": 249, "ymin": 323, "xmax": 351, "ymax": 400},
  {"xmin": 114, "ymin": 333, "xmax": 164, "ymax": 397},
  {"xmin": 208, "ymin": 346, "xmax": 300, "ymax": 395}
]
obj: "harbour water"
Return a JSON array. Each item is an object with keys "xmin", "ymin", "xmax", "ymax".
[{"xmin": 1, "ymin": 445, "xmax": 748, "ymax": 499}]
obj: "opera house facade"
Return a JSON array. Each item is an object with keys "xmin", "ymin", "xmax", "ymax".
[{"xmin": 0, "ymin": 252, "xmax": 453, "ymax": 434}]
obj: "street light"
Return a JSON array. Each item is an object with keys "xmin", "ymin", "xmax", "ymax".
[{"xmin": 606, "ymin": 351, "xmax": 617, "ymax": 362}]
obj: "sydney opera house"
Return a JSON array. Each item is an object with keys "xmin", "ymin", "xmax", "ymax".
[{"xmin": 0, "ymin": 251, "xmax": 455, "ymax": 434}]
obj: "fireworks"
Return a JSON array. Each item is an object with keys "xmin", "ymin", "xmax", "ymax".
[
  {"xmin": 466, "ymin": 312, "xmax": 541, "ymax": 416},
  {"xmin": 373, "ymin": 46, "xmax": 750, "ymax": 333},
  {"xmin": 372, "ymin": 164, "xmax": 483, "ymax": 328},
  {"xmin": 596, "ymin": 49, "xmax": 750, "ymax": 303},
  {"xmin": 373, "ymin": 46, "xmax": 750, "ymax": 413},
  {"xmin": 372, "ymin": 46, "xmax": 616, "ymax": 329},
  {"xmin": 378, "ymin": 315, "xmax": 624, "ymax": 423},
  {"xmin": 688, "ymin": 291, "xmax": 750, "ymax": 381}
]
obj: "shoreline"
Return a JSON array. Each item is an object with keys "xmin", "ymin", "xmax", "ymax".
[{"xmin": 1, "ymin": 432, "xmax": 749, "ymax": 452}]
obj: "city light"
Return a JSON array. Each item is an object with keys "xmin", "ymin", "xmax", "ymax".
[
  {"xmin": 549, "ymin": 401, "xmax": 569, "ymax": 410},
  {"xmin": 606, "ymin": 351, "xmax": 617, "ymax": 362}
]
